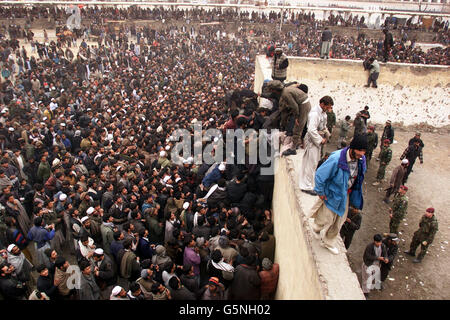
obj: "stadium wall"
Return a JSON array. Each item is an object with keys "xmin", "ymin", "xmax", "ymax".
[{"xmin": 255, "ymin": 55, "xmax": 450, "ymax": 127}]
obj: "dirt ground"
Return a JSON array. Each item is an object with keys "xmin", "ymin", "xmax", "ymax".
[{"xmin": 324, "ymin": 129, "xmax": 450, "ymax": 300}]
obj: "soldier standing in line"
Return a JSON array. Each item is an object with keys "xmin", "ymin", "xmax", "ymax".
[
  {"xmin": 388, "ymin": 185, "xmax": 408, "ymax": 234},
  {"xmin": 337, "ymin": 115, "xmax": 351, "ymax": 148},
  {"xmin": 373, "ymin": 139, "xmax": 392, "ymax": 185},
  {"xmin": 339, "ymin": 206, "xmax": 362, "ymax": 250},
  {"xmin": 400, "ymin": 139, "xmax": 423, "ymax": 184},
  {"xmin": 377, "ymin": 120, "xmax": 394, "ymax": 160},
  {"xmin": 404, "ymin": 208, "xmax": 439, "ymax": 263},
  {"xmin": 326, "ymin": 106, "xmax": 336, "ymax": 137},
  {"xmin": 366, "ymin": 125, "xmax": 378, "ymax": 165}
]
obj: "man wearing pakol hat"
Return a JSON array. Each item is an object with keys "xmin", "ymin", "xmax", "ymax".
[
  {"xmin": 408, "ymin": 132, "xmax": 424, "ymax": 149},
  {"xmin": 373, "ymin": 138, "xmax": 392, "ymax": 186},
  {"xmin": 310, "ymin": 135, "xmax": 367, "ymax": 255},
  {"xmin": 388, "ymin": 185, "xmax": 408, "ymax": 234},
  {"xmin": 271, "ymin": 47, "xmax": 288, "ymax": 82},
  {"xmin": 405, "ymin": 208, "xmax": 438, "ymax": 263},
  {"xmin": 384, "ymin": 159, "xmax": 409, "ymax": 204},
  {"xmin": 380, "ymin": 233, "xmax": 399, "ymax": 288},
  {"xmin": 136, "ymin": 268, "xmax": 156, "ymax": 300},
  {"xmin": 259, "ymin": 258, "xmax": 279, "ymax": 300}
]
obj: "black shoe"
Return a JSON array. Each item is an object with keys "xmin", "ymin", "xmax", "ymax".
[
  {"xmin": 302, "ymin": 189, "xmax": 318, "ymax": 196},
  {"xmin": 404, "ymin": 251, "xmax": 415, "ymax": 257},
  {"xmin": 364, "ymin": 293, "xmax": 369, "ymax": 299},
  {"xmin": 282, "ymin": 149, "xmax": 297, "ymax": 157},
  {"xmin": 373, "ymin": 85, "xmax": 378, "ymax": 88},
  {"xmin": 364, "ymin": 84, "xmax": 370, "ymax": 88},
  {"xmin": 383, "ymin": 198, "xmax": 390, "ymax": 204}
]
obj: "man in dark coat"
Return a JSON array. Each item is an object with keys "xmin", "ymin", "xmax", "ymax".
[
  {"xmin": 168, "ymin": 276, "xmax": 196, "ymax": 300},
  {"xmin": 380, "ymin": 233, "xmax": 399, "ymax": 288},
  {"xmin": 93, "ymin": 248, "xmax": 116, "ymax": 300},
  {"xmin": 78, "ymin": 259, "xmax": 101, "ymax": 300},
  {"xmin": 340, "ymin": 207, "xmax": 362, "ymax": 249},
  {"xmin": 0, "ymin": 261, "xmax": 28, "ymax": 300},
  {"xmin": 361, "ymin": 234, "xmax": 388, "ymax": 297},
  {"xmin": 36, "ymin": 264, "xmax": 58, "ymax": 300},
  {"xmin": 383, "ymin": 28, "xmax": 394, "ymax": 62},
  {"xmin": 229, "ymin": 255, "xmax": 261, "ymax": 300},
  {"xmin": 400, "ymin": 139, "xmax": 423, "ymax": 184},
  {"xmin": 226, "ymin": 173, "xmax": 247, "ymax": 204}
]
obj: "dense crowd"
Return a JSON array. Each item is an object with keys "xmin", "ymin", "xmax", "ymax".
[
  {"xmin": 0, "ymin": 8, "xmax": 288, "ymax": 299},
  {"xmin": 1, "ymin": 6, "xmax": 448, "ymax": 66},
  {"xmin": 0, "ymin": 5, "xmax": 444, "ymax": 301}
]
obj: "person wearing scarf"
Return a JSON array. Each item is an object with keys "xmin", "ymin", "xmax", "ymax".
[
  {"xmin": 207, "ymin": 249, "xmax": 234, "ymax": 288},
  {"xmin": 6, "ymin": 244, "xmax": 34, "ymax": 283}
]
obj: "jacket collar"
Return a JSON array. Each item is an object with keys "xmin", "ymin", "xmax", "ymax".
[
  {"xmin": 338, "ymin": 147, "xmax": 350, "ymax": 171},
  {"xmin": 338, "ymin": 147, "xmax": 367, "ymax": 173}
]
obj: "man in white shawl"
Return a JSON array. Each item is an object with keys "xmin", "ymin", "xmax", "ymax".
[
  {"xmin": 78, "ymin": 231, "xmax": 96, "ymax": 265},
  {"xmin": 299, "ymin": 96, "xmax": 333, "ymax": 195},
  {"xmin": 6, "ymin": 244, "xmax": 34, "ymax": 282}
]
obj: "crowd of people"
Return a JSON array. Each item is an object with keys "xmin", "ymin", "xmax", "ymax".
[
  {"xmin": 0, "ymin": 8, "xmax": 288, "ymax": 300},
  {"xmin": 0, "ymin": 4, "xmax": 443, "ymax": 301},
  {"xmin": 265, "ymin": 52, "xmax": 438, "ymax": 298},
  {"xmin": 0, "ymin": 5, "xmax": 449, "ymax": 65}
]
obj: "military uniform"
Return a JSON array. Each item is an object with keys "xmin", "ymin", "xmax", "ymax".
[
  {"xmin": 376, "ymin": 146, "xmax": 392, "ymax": 181},
  {"xmin": 407, "ymin": 213, "xmax": 438, "ymax": 261},
  {"xmin": 389, "ymin": 193, "xmax": 408, "ymax": 234},
  {"xmin": 326, "ymin": 110, "xmax": 336, "ymax": 134},
  {"xmin": 366, "ymin": 131, "xmax": 378, "ymax": 163}
]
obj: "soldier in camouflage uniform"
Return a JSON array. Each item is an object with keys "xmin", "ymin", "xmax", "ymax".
[
  {"xmin": 388, "ymin": 185, "xmax": 408, "ymax": 234},
  {"xmin": 366, "ymin": 125, "xmax": 378, "ymax": 165},
  {"xmin": 373, "ymin": 139, "xmax": 392, "ymax": 185},
  {"xmin": 405, "ymin": 208, "xmax": 439, "ymax": 263},
  {"xmin": 326, "ymin": 107, "xmax": 336, "ymax": 135}
]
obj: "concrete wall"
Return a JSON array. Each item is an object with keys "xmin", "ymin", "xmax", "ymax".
[
  {"xmin": 259, "ymin": 53, "xmax": 449, "ymax": 300},
  {"xmin": 272, "ymin": 150, "xmax": 365, "ymax": 300},
  {"xmin": 255, "ymin": 55, "xmax": 450, "ymax": 127},
  {"xmin": 272, "ymin": 157, "xmax": 324, "ymax": 300}
]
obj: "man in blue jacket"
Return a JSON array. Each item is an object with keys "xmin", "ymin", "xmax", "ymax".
[{"xmin": 310, "ymin": 135, "xmax": 367, "ymax": 255}]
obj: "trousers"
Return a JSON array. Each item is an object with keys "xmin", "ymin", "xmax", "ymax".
[{"xmin": 311, "ymin": 197, "xmax": 349, "ymax": 248}]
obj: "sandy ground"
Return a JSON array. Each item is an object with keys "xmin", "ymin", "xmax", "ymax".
[{"xmin": 323, "ymin": 129, "xmax": 450, "ymax": 300}]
